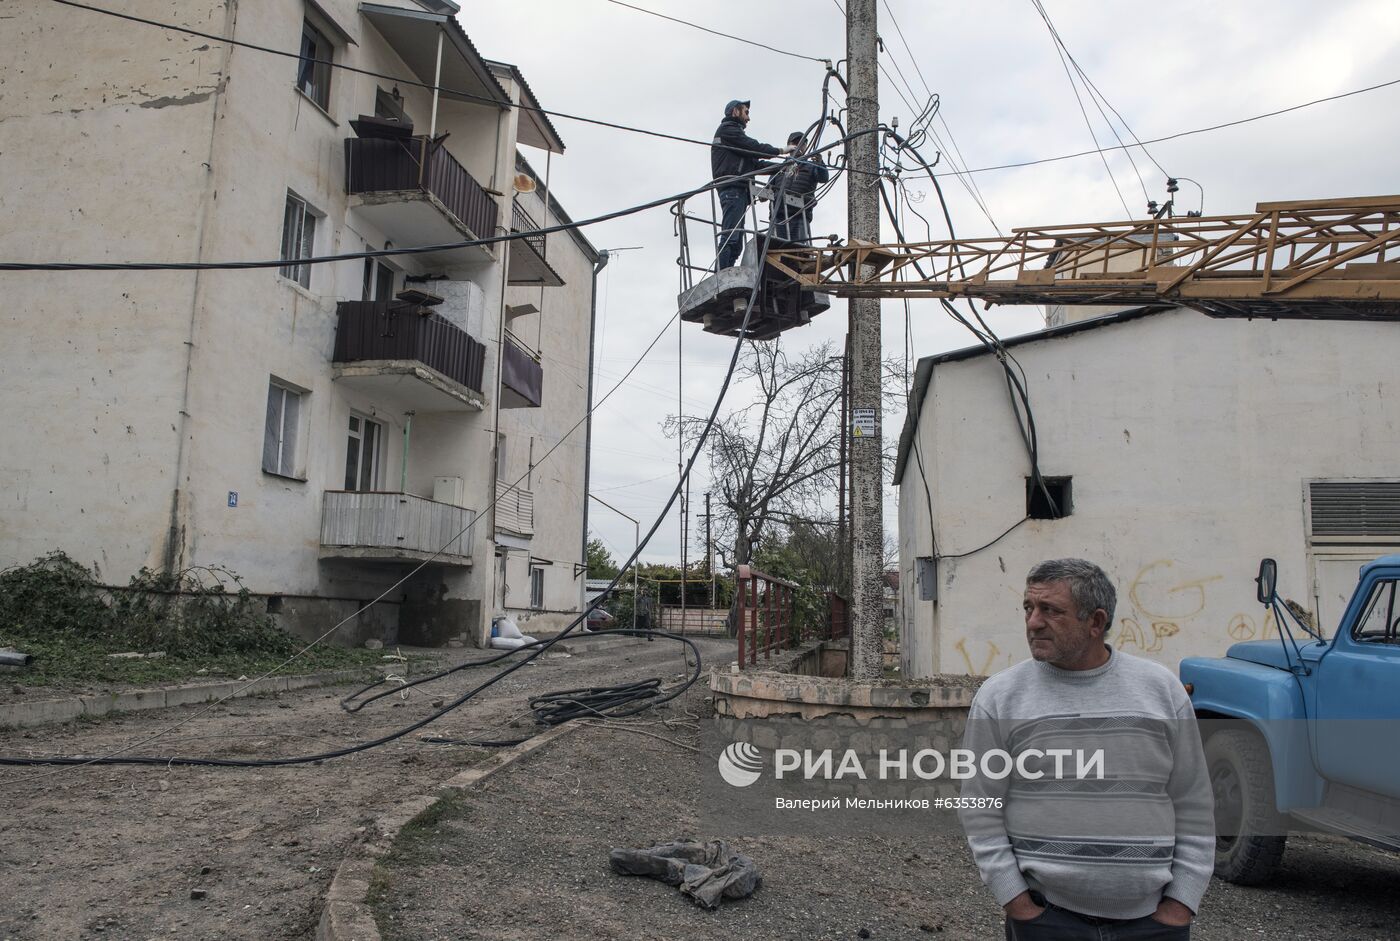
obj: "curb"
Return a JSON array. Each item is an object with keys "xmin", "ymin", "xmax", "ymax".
[
  {"xmin": 316, "ymin": 722, "xmax": 578, "ymax": 941},
  {"xmin": 0, "ymin": 668, "xmax": 373, "ymax": 730}
]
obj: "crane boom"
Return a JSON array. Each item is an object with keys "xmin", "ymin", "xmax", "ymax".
[{"xmin": 766, "ymin": 195, "xmax": 1400, "ymax": 320}]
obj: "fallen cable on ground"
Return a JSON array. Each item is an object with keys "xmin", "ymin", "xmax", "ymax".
[{"xmin": 610, "ymin": 840, "xmax": 761, "ymax": 909}]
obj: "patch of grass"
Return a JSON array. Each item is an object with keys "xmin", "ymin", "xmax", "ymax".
[{"xmin": 0, "ymin": 551, "xmax": 388, "ymax": 688}]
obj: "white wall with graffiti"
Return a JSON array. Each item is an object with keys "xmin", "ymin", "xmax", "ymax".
[{"xmin": 894, "ymin": 306, "xmax": 1400, "ymax": 678}]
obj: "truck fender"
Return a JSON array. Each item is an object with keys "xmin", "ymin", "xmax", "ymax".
[{"xmin": 1180, "ymin": 655, "xmax": 1325, "ymax": 812}]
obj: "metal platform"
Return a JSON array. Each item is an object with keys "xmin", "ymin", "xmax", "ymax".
[{"xmin": 678, "ymin": 239, "xmax": 831, "ymax": 341}]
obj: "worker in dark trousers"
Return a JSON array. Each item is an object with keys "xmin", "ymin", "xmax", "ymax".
[
  {"xmin": 710, "ymin": 99, "xmax": 793, "ymax": 269},
  {"xmin": 774, "ymin": 131, "xmax": 830, "ymax": 244}
]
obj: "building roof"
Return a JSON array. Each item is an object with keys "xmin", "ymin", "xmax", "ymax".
[
  {"xmin": 488, "ymin": 61, "xmax": 566, "ymax": 154},
  {"xmin": 360, "ymin": 4, "xmax": 513, "ymax": 109},
  {"xmin": 891, "ymin": 305, "xmax": 1175, "ymax": 485}
]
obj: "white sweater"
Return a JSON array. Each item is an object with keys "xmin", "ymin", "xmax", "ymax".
[{"xmin": 958, "ymin": 647, "xmax": 1215, "ymax": 920}]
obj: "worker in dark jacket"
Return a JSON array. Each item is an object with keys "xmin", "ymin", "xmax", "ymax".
[
  {"xmin": 711, "ymin": 99, "xmax": 792, "ymax": 269},
  {"xmin": 774, "ymin": 131, "xmax": 830, "ymax": 244}
]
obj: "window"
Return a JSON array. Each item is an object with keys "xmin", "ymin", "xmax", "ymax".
[
  {"xmin": 296, "ymin": 19, "xmax": 332, "ymax": 111},
  {"xmin": 530, "ymin": 567, "xmax": 544, "ymax": 609},
  {"xmin": 1026, "ymin": 476, "xmax": 1072, "ymax": 520},
  {"xmin": 263, "ymin": 381, "xmax": 303, "ymax": 477},
  {"xmin": 344, "ymin": 414, "xmax": 382, "ymax": 491},
  {"xmin": 1354, "ymin": 580, "xmax": 1397, "ymax": 643},
  {"xmin": 362, "ymin": 257, "xmax": 396, "ymax": 303},
  {"xmin": 279, "ymin": 192, "xmax": 318, "ymax": 288}
]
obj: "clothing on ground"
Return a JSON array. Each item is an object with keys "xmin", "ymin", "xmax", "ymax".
[{"xmin": 609, "ymin": 839, "xmax": 761, "ymax": 909}]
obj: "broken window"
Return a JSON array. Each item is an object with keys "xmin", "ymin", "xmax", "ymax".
[
  {"xmin": 279, "ymin": 192, "xmax": 319, "ymax": 288},
  {"xmin": 1026, "ymin": 476, "xmax": 1072, "ymax": 520},
  {"xmin": 263, "ymin": 381, "xmax": 304, "ymax": 478},
  {"xmin": 296, "ymin": 19, "xmax": 333, "ymax": 111}
]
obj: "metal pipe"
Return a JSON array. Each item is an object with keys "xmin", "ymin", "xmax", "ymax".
[
  {"xmin": 428, "ymin": 28, "xmax": 444, "ymax": 139},
  {"xmin": 400, "ymin": 411, "xmax": 414, "ymax": 492},
  {"xmin": 580, "ymin": 250, "xmax": 611, "ymax": 613}
]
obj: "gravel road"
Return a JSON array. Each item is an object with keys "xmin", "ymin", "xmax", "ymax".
[
  {"xmin": 0, "ymin": 634, "xmax": 725, "ymax": 940},
  {"xmin": 369, "ymin": 684, "xmax": 1400, "ymax": 941}
]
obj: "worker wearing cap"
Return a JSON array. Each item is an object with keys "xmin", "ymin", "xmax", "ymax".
[
  {"xmin": 711, "ymin": 99, "xmax": 793, "ymax": 269},
  {"xmin": 774, "ymin": 131, "xmax": 830, "ymax": 244}
]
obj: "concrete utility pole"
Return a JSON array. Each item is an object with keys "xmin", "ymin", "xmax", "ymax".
[{"xmin": 845, "ymin": 0, "xmax": 884, "ymax": 681}]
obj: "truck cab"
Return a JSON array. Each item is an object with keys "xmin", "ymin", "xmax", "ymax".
[{"xmin": 1180, "ymin": 556, "xmax": 1400, "ymax": 883}]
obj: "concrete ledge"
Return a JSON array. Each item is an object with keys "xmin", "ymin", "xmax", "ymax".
[
  {"xmin": 316, "ymin": 722, "xmax": 577, "ymax": 941},
  {"xmin": 711, "ymin": 663, "xmax": 981, "ymax": 723},
  {"xmin": 0, "ymin": 668, "xmax": 372, "ymax": 730}
]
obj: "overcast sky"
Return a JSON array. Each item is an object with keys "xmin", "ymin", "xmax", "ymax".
[{"xmin": 461, "ymin": 0, "xmax": 1400, "ymax": 566}]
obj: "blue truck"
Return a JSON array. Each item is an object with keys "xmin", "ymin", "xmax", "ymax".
[{"xmin": 1179, "ymin": 556, "xmax": 1400, "ymax": 884}]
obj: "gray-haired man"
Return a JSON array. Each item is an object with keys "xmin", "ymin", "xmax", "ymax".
[{"xmin": 959, "ymin": 559, "xmax": 1214, "ymax": 939}]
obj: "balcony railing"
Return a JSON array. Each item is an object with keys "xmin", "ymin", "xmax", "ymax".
[
  {"xmin": 512, "ymin": 200, "xmax": 546, "ymax": 256},
  {"xmin": 494, "ymin": 479, "xmax": 534, "ymax": 538},
  {"xmin": 333, "ymin": 301, "xmax": 487, "ymax": 394},
  {"xmin": 345, "ymin": 136, "xmax": 499, "ymax": 242},
  {"xmin": 500, "ymin": 332, "xmax": 543, "ymax": 407},
  {"xmin": 320, "ymin": 491, "xmax": 476, "ymax": 563}
]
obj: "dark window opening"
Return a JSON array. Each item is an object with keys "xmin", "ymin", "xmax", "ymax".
[
  {"xmin": 296, "ymin": 20, "xmax": 333, "ymax": 111},
  {"xmin": 1027, "ymin": 476, "xmax": 1072, "ymax": 520}
]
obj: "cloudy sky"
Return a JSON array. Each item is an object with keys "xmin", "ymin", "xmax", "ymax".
[{"xmin": 461, "ymin": 0, "xmax": 1400, "ymax": 566}]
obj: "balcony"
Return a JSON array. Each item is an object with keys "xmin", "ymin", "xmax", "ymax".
[
  {"xmin": 345, "ymin": 135, "xmax": 499, "ymax": 266},
  {"xmin": 320, "ymin": 491, "xmax": 476, "ymax": 566},
  {"xmin": 332, "ymin": 300, "xmax": 488, "ymax": 411},
  {"xmin": 494, "ymin": 480, "xmax": 534, "ymax": 541},
  {"xmin": 508, "ymin": 199, "xmax": 563, "ymax": 287},
  {"xmin": 500, "ymin": 332, "xmax": 543, "ymax": 408}
]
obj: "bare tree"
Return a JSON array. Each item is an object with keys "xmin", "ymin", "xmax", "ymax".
[{"xmin": 669, "ymin": 341, "xmax": 844, "ymax": 571}]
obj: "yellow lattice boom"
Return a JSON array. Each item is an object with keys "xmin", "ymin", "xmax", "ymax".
[{"xmin": 766, "ymin": 195, "xmax": 1400, "ymax": 320}]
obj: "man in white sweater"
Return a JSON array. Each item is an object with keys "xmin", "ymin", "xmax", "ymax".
[{"xmin": 959, "ymin": 559, "xmax": 1214, "ymax": 939}]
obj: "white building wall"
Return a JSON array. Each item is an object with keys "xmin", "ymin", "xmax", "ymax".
[
  {"xmin": 898, "ymin": 308, "xmax": 1400, "ymax": 678},
  {"xmin": 0, "ymin": 0, "xmax": 592, "ymax": 647}
]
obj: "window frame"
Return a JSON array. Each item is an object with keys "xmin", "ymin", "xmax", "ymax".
[
  {"xmin": 1352, "ymin": 579, "xmax": 1398, "ymax": 643},
  {"xmin": 263, "ymin": 380, "xmax": 306, "ymax": 480},
  {"xmin": 344, "ymin": 413, "xmax": 383, "ymax": 492},
  {"xmin": 279, "ymin": 192, "xmax": 320, "ymax": 289},
  {"xmin": 296, "ymin": 18, "xmax": 333, "ymax": 112},
  {"xmin": 529, "ymin": 566, "xmax": 545, "ymax": 610}
]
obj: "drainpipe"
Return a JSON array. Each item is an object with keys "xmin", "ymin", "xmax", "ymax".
[
  {"xmin": 428, "ymin": 27, "xmax": 444, "ymax": 139},
  {"xmin": 400, "ymin": 411, "xmax": 415, "ymax": 493},
  {"xmin": 579, "ymin": 249, "xmax": 610, "ymax": 611}
]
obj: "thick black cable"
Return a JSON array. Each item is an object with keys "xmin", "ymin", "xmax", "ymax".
[
  {"xmin": 2, "ymin": 105, "xmax": 808, "ymax": 771},
  {"xmin": 0, "ymin": 130, "xmax": 873, "ymax": 272}
]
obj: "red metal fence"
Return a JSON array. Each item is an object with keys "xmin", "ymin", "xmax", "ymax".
[
  {"xmin": 735, "ymin": 565, "xmax": 797, "ymax": 668},
  {"xmin": 826, "ymin": 591, "xmax": 850, "ymax": 641}
]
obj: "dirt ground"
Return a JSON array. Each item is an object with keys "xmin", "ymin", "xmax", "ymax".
[
  {"xmin": 370, "ymin": 684, "xmax": 1400, "ymax": 941},
  {"xmin": 0, "ymin": 634, "xmax": 722, "ymax": 941}
]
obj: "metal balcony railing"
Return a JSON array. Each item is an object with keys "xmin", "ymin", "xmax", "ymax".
[
  {"xmin": 512, "ymin": 199, "xmax": 546, "ymax": 257},
  {"xmin": 321, "ymin": 491, "xmax": 476, "ymax": 560},
  {"xmin": 333, "ymin": 301, "xmax": 487, "ymax": 394},
  {"xmin": 345, "ymin": 136, "xmax": 499, "ymax": 241},
  {"xmin": 500, "ymin": 332, "xmax": 543, "ymax": 407}
]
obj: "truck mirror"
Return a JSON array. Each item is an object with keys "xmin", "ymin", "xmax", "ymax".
[{"xmin": 1256, "ymin": 558, "xmax": 1277, "ymax": 605}]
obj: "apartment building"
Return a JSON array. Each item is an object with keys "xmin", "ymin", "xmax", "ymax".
[{"xmin": 0, "ymin": 0, "xmax": 598, "ymax": 645}]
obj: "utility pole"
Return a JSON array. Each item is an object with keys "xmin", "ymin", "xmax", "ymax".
[
  {"xmin": 704, "ymin": 490, "xmax": 715, "ymax": 609},
  {"xmin": 846, "ymin": 0, "xmax": 884, "ymax": 681}
]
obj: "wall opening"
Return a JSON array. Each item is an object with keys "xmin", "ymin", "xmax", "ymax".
[{"xmin": 1026, "ymin": 476, "xmax": 1072, "ymax": 520}]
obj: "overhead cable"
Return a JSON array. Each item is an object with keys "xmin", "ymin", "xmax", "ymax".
[{"xmin": 602, "ymin": 0, "xmax": 829, "ymax": 64}]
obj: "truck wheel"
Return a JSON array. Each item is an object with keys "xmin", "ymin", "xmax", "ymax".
[{"xmin": 1205, "ymin": 728, "xmax": 1287, "ymax": 885}]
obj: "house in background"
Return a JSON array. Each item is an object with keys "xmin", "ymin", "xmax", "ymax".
[
  {"xmin": 0, "ymin": 0, "xmax": 596, "ymax": 646},
  {"xmin": 894, "ymin": 305, "xmax": 1400, "ymax": 678}
]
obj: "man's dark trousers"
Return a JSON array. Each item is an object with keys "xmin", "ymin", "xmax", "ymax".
[
  {"xmin": 1005, "ymin": 894, "xmax": 1189, "ymax": 940},
  {"xmin": 715, "ymin": 187, "xmax": 749, "ymax": 269}
]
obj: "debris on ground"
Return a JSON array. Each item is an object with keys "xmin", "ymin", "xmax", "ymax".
[{"xmin": 609, "ymin": 839, "xmax": 761, "ymax": 909}]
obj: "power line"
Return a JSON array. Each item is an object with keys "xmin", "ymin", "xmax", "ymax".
[
  {"xmin": 919, "ymin": 74, "xmax": 1400, "ymax": 180},
  {"xmin": 1029, "ymin": 0, "xmax": 1150, "ymax": 210},
  {"xmin": 45, "ymin": 0, "xmax": 794, "ymax": 158},
  {"xmin": 602, "ymin": 0, "xmax": 829, "ymax": 64}
]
